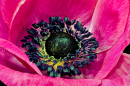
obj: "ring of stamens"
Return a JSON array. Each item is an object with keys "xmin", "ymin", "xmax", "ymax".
[{"xmin": 21, "ymin": 16, "xmax": 99, "ymax": 77}]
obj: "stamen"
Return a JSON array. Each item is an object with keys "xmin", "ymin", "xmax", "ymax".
[{"xmin": 21, "ymin": 16, "xmax": 99, "ymax": 77}]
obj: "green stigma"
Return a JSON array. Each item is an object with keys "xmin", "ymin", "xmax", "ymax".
[
  {"xmin": 21, "ymin": 16, "xmax": 99, "ymax": 77},
  {"xmin": 45, "ymin": 32, "xmax": 79, "ymax": 59}
]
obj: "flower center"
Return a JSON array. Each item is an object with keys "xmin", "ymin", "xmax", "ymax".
[
  {"xmin": 21, "ymin": 16, "xmax": 99, "ymax": 77},
  {"xmin": 45, "ymin": 32, "xmax": 79, "ymax": 59}
]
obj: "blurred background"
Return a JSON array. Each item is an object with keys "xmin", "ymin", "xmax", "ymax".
[{"xmin": 123, "ymin": 44, "xmax": 130, "ymax": 54}]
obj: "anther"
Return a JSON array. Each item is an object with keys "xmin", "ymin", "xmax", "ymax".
[
  {"xmin": 22, "ymin": 16, "xmax": 99, "ymax": 77},
  {"xmin": 32, "ymin": 23, "xmax": 39, "ymax": 28}
]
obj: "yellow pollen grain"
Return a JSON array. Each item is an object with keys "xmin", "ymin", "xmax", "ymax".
[
  {"xmin": 53, "ymin": 61, "xmax": 64, "ymax": 70},
  {"xmin": 47, "ymin": 61, "xmax": 54, "ymax": 65},
  {"xmin": 36, "ymin": 39, "xmax": 64, "ymax": 71}
]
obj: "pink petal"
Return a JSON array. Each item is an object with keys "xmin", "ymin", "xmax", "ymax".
[
  {"xmin": 79, "ymin": 23, "xmax": 130, "ymax": 79},
  {"xmin": 94, "ymin": 27, "xmax": 130, "ymax": 79},
  {"xmin": 0, "ymin": 0, "xmax": 9, "ymax": 39},
  {"xmin": 5, "ymin": 0, "xmax": 98, "ymax": 47},
  {"xmin": 0, "ymin": 45, "xmax": 33, "ymax": 73},
  {"xmin": 0, "ymin": 64, "xmax": 101, "ymax": 86},
  {"xmin": 101, "ymin": 76, "xmax": 130, "ymax": 86},
  {"xmin": 1, "ymin": 0, "xmax": 25, "ymax": 27},
  {"xmin": 125, "ymin": 0, "xmax": 130, "ymax": 43},
  {"xmin": 101, "ymin": 53, "xmax": 130, "ymax": 86},
  {"xmin": 0, "ymin": 38, "xmax": 42, "ymax": 75},
  {"xmin": 90, "ymin": 0, "xmax": 129, "ymax": 53}
]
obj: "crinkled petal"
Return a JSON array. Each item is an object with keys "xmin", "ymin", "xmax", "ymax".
[
  {"xmin": 101, "ymin": 53, "xmax": 130, "ymax": 86},
  {"xmin": 0, "ymin": 64, "xmax": 101, "ymax": 86},
  {"xmin": 4, "ymin": 0, "xmax": 98, "ymax": 47},
  {"xmin": 90, "ymin": 0, "xmax": 129, "ymax": 53},
  {"xmin": 0, "ymin": 38, "xmax": 42, "ymax": 75}
]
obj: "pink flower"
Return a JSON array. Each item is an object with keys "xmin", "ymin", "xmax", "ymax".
[{"xmin": 0, "ymin": 0, "xmax": 130, "ymax": 85}]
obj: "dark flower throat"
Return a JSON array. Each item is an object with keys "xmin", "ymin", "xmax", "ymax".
[
  {"xmin": 46, "ymin": 32, "xmax": 79, "ymax": 59},
  {"xmin": 21, "ymin": 16, "xmax": 99, "ymax": 77}
]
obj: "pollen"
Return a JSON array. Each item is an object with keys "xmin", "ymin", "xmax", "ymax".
[{"xmin": 21, "ymin": 16, "xmax": 99, "ymax": 77}]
